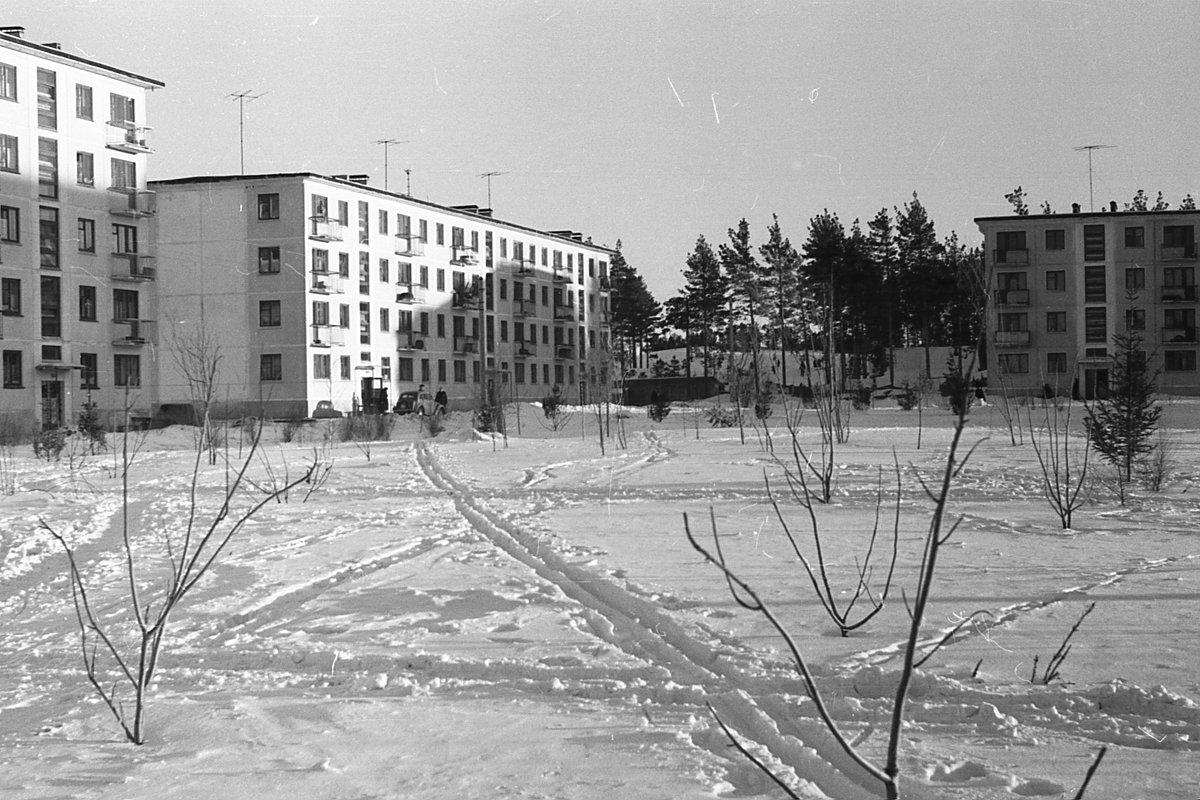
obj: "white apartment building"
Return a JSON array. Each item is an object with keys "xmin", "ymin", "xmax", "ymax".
[
  {"xmin": 152, "ymin": 173, "xmax": 614, "ymax": 419},
  {"xmin": 0, "ymin": 26, "xmax": 162, "ymax": 433}
]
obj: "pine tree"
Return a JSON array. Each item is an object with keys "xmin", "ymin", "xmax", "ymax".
[
  {"xmin": 894, "ymin": 192, "xmax": 946, "ymax": 378},
  {"xmin": 758, "ymin": 215, "xmax": 804, "ymax": 390},
  {"xmin": 609, "ymin": 241, "xmax": 661, "ymax": 378},
  {"xmin": 719, "ymin": 219, "xmax": 763, "ymax": 399},
  {"xmin": 1084, "ymin": 329, "xmax": 1161, "ymax": 483},
  {"xmin": 680, "ymin": 235, "xmax": 728, "ymax": 378}
]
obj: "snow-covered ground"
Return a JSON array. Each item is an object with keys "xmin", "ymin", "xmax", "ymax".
[{"xmin": 1, "ymin": 401, "xmax": 1198, "ymax": 799}]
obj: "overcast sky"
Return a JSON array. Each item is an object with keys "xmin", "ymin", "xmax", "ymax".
[{"xmin": 15, "ymin": 0, "xmax": 1200, "ymax": 300}]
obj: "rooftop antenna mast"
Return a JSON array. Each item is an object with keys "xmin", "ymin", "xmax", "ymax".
[
  {"xmin": 404, "ymin": 168, "xmax": 412, "ymax": 197},
  {"xmin": 228, "ymin": 90, "xmax": 268, "ymax": 175},
  {"xmin": 375, "ymin": 138, "xmax": 410, "ymax": 192},
  {"xmin": 1074, "ymin": 144, "xmax": 1117, "ymax": 211},
  {"xmin": 478, "ymin": 171, "xmax": 508, "ymax": 209}
]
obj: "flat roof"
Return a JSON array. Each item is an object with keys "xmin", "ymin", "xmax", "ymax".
[
  {"xmin": 975, "ymin": 208, "xmax": 1200, "ymax": 224},
  {"xmin": 0, "ymin": 29, "xmax": 163, "ymax": 89},
  {"xmin": 150, "ymin": 172, "xmax": 616, "ymax": 254}
]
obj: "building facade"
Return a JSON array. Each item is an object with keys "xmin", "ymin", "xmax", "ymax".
[
  {"xmin": 0, "ymin": 27, "xmax": 162, "ymax": 432},
  {"xmin": 976, "ymin": 206, "xmax": 1200, "ymax": 398},
  {"xmin": 151, "ymin": 173, "xmax": 614, "ymax": 419}
]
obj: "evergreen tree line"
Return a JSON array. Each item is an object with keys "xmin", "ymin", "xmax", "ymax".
[{"xmin": 608, "ymin": 192, "xmax": 986, "ymax": 396}]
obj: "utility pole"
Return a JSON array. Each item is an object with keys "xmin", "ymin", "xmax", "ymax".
[
  {"xmin": 375, "ymin": 138, "xmax": 410, "ymax": 192},
  {"xmin": 227, "ymin": 90, "xmax": 268, "ymax": 175},
  {"xmin": 1074, "ymin": 144, "xmax": 1117, "ymax": 212},
  {"xmin": 478, "ymin": 171, "xmax": 508, "ymax": 209}
]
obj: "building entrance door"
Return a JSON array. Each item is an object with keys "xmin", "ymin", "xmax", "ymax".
[
  {"xmin": 40, "ymin": 380, "xmax": 64, "ymax": 429},
  {"xmin": 1083, "ymin": 368, "xmax": 1109, "ymax": 401}
]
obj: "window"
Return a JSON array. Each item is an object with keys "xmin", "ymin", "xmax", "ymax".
[
  {"xmin": 419, "ymin": 219, "xmax": 428, "ymax": 242},
  {"xmin": 1083, "ymin": 224, "xmax": 1105, "ymax": 261},
  {"xmin": 1085, "ymin": 307, "xmax": 1106, "ymax": 343},
  {"xmin": 379, "ymin": 209, "xmax": 389, "ymax": 235},
  {"xmin": 111, "ymin": 158, "xmax": 136, "ymax": 191},
  {"xmin": 336, "ymin": 200, "xmax": 348, "ymax": 225},
  {"xmin": 260, "ymin": 354, "xmax": 282, "ymax": 381},
  {"xmin": 1047, "ymin": 352, "xmax": 1068, "ymax": 375},
  {"xmin": 339, "ymin": 303, "xmax": 350, "ymax": 328},
  {"xmin": 76, "ymin": 151, "xmax": 94, "ymax": 186},
  {"xmin": 112, "ymin": 223, "xmax": 137, "ymax": 255},
  {"xmin": 359, "ymin": 302, "xmax": 370, "ymax": 344},
  {"xmin": 38, "ymin": 137, "xmax": 57, "ymax": 198},
  {"xmin": 37, "ymin": 69, "xmax": 56, "ymax": 129},
  {"xmin": 109, "ymin": 93, "xmax": 135, "ymax": 126},
  {"xmin": 1, "ymin": 277, "xmax": 19, "ymax": 314},
  {"xmin": 113, "ymin": 354, "xmax": 140, "ymax": 386},
  {"xmin": 381, "ymin": 356, "xmax": 392, "ymax": 381},
  {"xmin": 997, "ymin": 353, "xmax": 1029, "ymax": 374},
  {"xmin": 499, "ymin": 278, "xmax": 507, "ymax": 300},
  {"xmin": 78, "ymin": 285, "xmax": 96, "ymax": 321},
  {"xmin": 312, "ymin": 300, "xmax": 330, "ymax": 326},
  {"xmin": 2, "ymin": 350, "xmax": 21, "ymax": 388},
  {"xmin": 259, "ymin": 300, "xmax": 281, "ymax": 327},
  {"xmin": 437, "ymin": 359, "xmax": 446, "ymax": 383},
  {"xmin": 113, "ymin": 288, "xmax": 139, "ymax": 320},
  {"xmin": 0, "ymin": 63, "xmax": 15, "ymax": 101},
  {"xmin": 500, "ymin": 320, "xmax": 508, "ymax": 342},
  {"xmin": 1165, "ymin": 350, "xmax": 1197, "ymax": 372},
  {"xmin": 258, "ymin": 246, "xmax": 280, "ymax": 273},
  {"xmin": 1125, "ymin": 267, "xmax": 1145, "ymax": 291},
  {"xmin": 1084, "ymin": 266, "xmax": 1106, "ymax": 302},
  {"xmin": 1045, "ymin": 270, "xmax": 1065, "ymax": 292},
  {"xmin": 436, "ymin": 223, "xmax": 444, "ymax": 245},
  {"xmin": 1045, "ymin": 229, "xmax": 1065, "ymax": 250},
  {"xmin": 76, "ymin": 84, "xmax": 93, "ymax": 120},
  {"xmin": 1124, "ymin": 226, "xmax": 1145, "ymax": 248},
  {"xmin": 1164, "ymin": 308, "xmax": 1194, "ymax": 336},
  {"xmin": 1163, "ymin": 225, "xmax": 1195, "ymax": 248},
  {"xmin": 379, "ymin": 258, "xmax": 389, "ymax": 283},
  {"xmin": 419, "ymin": 265, "xmax": 429, "ymax": 288},
  {"xmin": 397, "ymin": 357, "xmax": 413, "ymax": 382},
  {"xmin": 339, "ymin": 252, "xmax": 350, "ymax": 277},
  {"xmin": 1046, "ymin": 311, "xmax": 1066, "ymax": 332},
  {"xmin": 358, "ymin": 201, "xmax": 369, "ymax": 244},
  {"xmin": 1125, "ymin": 308, "xmax": 1145, "ymax": 330},
  {"xmin": 40, "ymin": 207, "xmax": 60, "ymax": 269},
  {"xmin": 437, "ymin": 314, "xmax": 445, "ymax": 338},
  {"xmin": 313, "ymin": 354, "xmax": 331, "ymax": 379},
  {"xmin": 340, "ymin": 355, "xmax": 351, "ymax": 380},
  {"xmin": 80, "ymin": 352, "xmax": 98, "ymax": 389},
  {"xmin": 515, "ymin": 363, "xmax": 525, "ymax": 383},
  {"xmin": 380, "ymin": 307, "xmax": 390, "ymax": 331},
  {"xmin": 0, "ymin": 134, "xmax": 16, "ymax": 172},
  {"xmin": 436, "ymin": 268, "xmax": 445, "ymax": 292},
  {"xmin": 454, "ymin": 360, "xmax": 467, "ymax": 382},
  {"xmin": 359, "ymin": 252, "xmax": 370, "ymax": 293},
  {"xmin": 257, "ymin": 193, "xmax": 280, "ymax": 220},
  {"xmin": 311, "ymin": 248, "xmax": 329, "ymax": 273}
]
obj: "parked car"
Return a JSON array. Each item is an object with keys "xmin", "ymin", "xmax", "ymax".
[
  {"xmin": 311, "ymin": 400, "xmax": 343, "ymax": 419},
  {"xmin": 394, "ymin": 390, "xmax": 436, "ymax": 415}
]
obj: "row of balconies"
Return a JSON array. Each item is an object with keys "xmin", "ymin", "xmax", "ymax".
[
  {"xmin": 390, "ymin": 330, "xmax": 577, "ymax": 360},
  {"xmin": 995, "ymin": 285, "xmax": 1199, "ymax": 306},
  {"xmin": 994, "ymin": 243, "xmax": 1198, "ymax": 265},
  {"xmin": 106, "ymin": 121, "xmax": 153, "ymax": 155},
  {"xmin": 994, "ymin": 326, "xmax": 1198, "ymax": 348},
  {"xmin": 0, "ymin": 316, "xmax": 153, "ymax": 344}
]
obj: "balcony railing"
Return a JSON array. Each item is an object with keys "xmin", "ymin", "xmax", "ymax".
[
  {"xmin": 397, "ymin": 330, "xmax": 426, "ymax": 351},
  {"xmin": 993, "ymin": 330, "xmax": 1031, "ymax": 347},
  {"xmin": 554, "ymin": 345, "xmax": 576, "ymax": 360},
  {"xmin": 514, "ymin": 342, "xmax": 536, "ymax": 357},
  {"xmin": 395, "ymin": 233, "xmax": 425, "ymax": 257},
  {"xmin": 552, "ymin": 264, "xmax": 571, "ymax": 282},
  {"xmin": 310, "ymin": 323, "xmax": 344, "ymax": 347},
  {"xmin": 513, "ymin": 257, "xmax": 535, "ymax": 276},
  {"xmin": 512, "ymin": 298, "xmax": 534, "ymax": 317},
  {"xmin": 111, "ymin": 253, "xmax": 156, "ymax": 281},
  {"xmin": 993, "ymin": 289, "xmax": 1030, "ymax": 306},
  {"xmin": 452, "ymin": 286, "xmax": 482, "ymax": 310},
  {"xmin": 310, "ymin": 272, "xmax": 344, "ymax": 294},
  {"xmin": 1161, "ymin": 285, "xmax": 1198, "ymax": 302},
  {"xmin": 1162, "ymin": 326, "xmax": 1198, "ymax": 344},
  {"xmin": 598, "ymin": 276, "xmax": 611, "ymax": 291},
  {"xmin": 553, "ymin": 305, "xmax": 575, "ymax": 322},
  {"xmin": 106, "ymin": 122, "xmax": 153, "ymax": 154},
  {"xmin": 453, "ymin": 335, "xmax": 479, "ymax": 354},
  {"xmin": 1161, "ymin": 243, "xmax": 1198, "ymax": 260},
  {"xmin": 993, "ymin": 248, "xmax": 1029, "ymax": 265},
  {"xmin": 109, "ymin": 188, "xmax": 156, "ymax": 217},
  {"xmin": 396, "ymin": 283, "xmax": 427, "ymax": 305},
  {"xmin": 450, "ymin": 245, "xmax": 479, "ymax": 265},
  {"xmin": 112, "ymin": 318, "xmax": 154, "ymax": 346},
  {"xmin": 309, "ymin": 216, "xmax": 345, "ymax": 242}
]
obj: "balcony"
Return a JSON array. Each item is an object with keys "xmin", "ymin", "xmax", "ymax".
[
  {"xmin": 513, "ymin": 342, "xmax": 536, "ymax": 357},
  {"xmin": 993, "ymin": 289, "xmax": 1030, "ymax": 306},
  {"xmin": 106, "ymin": 121, "xmax": 153, "ymax": 154},
  {"xmin": 1162, "ymin": 326, "xmax": 1198, "ymax": 344},
  {"xmin": 992, "ymin": 248, "xmax": 1029, "ymax": 265},
  {"xmin": 512, "ymin": 298, "xmax": 534, "ymax": 317},
  {"xmin": 111, "ymin": 253, "xmax": 156, "ymax": 281},
  {"xmin": 310, "ymin": 272, "xmax": 344, "ymax": 294},
  {"xmin": 513, "ymin": 257, "xmax": 535, "ymax": 276},
  {"xmin": 310, "ymin": 323, "xmax": 344, "ymax": 347},
  {"xmin": 452, "ymin": 285, "xmax": 482, "ymax": 310},
  {"xmin": 1160, "ymin": 243, "xmax": 1198, "ymax": 261},
  {"xmin": 553, "ymin": 305, "xmax": 575, "ymax": 322},
  {"xmin": 112, "ymin": 318, "xmax": 154, "ymax": 346},
  {"xmin": 993, "ymin": 330, "xmax": 1031, "ymax": 348},
  {"xmin": 397, "ymin": 330, "xmax": 426, "ymax": 352},
  {"xmin": 554, "ymin": 346, "xmax": 576, "ymax": 360},
  {"xmin": 598, "ymin": 276, "xmax": 611, "ymax": 292},
  {"xmin": 552, "ymin": 264, "xmax": 571, "ymax": 282},
  {"xmin": 395, "ymin": 233, "xmax": 425, "ymax": 257},
  {"xmin": 309, "ymin": 216, "xmax": 345, "ymax": 242},
  {"xmin": 453, "ymin": 335, "xmax": 479, "ymax": 354},
  {"xmin": 109, "ymin": 188, "xmax": 156, "ymax": 217},
  {"xmin": 396, "ymin": 283, "xmax": 427, "ymax": 305},
  {"xmin": 450, "ymin": 245, "xmax": 479, "ymax": 266},
  {"xmin": 1161, "ymin": 285, "xmax": 1197, "ymax": 303}
]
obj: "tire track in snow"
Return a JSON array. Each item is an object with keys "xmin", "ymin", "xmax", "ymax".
[{"xmin": 416, "ymin": 441, "xmax": 890, "ymax": 800}]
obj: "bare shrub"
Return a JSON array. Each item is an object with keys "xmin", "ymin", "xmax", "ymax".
[
  {"xmin": 1032, "ymin": 602, "xmax": 1096, "ymax": 685},
  {"xmin": 1026, "ymin": 399, "xmax": 1091, "ymax": 529}
]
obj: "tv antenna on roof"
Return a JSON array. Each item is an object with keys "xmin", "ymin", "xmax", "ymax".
[
  {"xmin": 1074, "ymin": 144, "xmax": 1117, "ymax": 211},
  {"xmin": 478, "ymin": 171, "xmax": 508, "ymax": 209},
  {"xmin": 228, "ymin": 90, "xmax": 269, "ymax": 175},
  {"xmin": 375, "ymin": 138, "xmax": 410, "ymax": 192}
]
